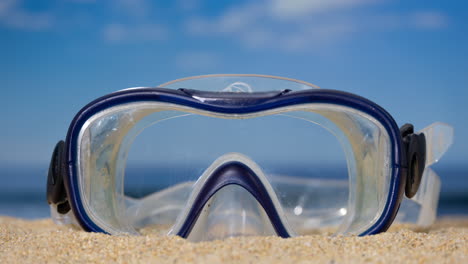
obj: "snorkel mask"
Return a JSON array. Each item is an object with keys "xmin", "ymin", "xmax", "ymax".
[{"xmin": 47, "ymin": 74, "xmax": 453, "ymax": 241}]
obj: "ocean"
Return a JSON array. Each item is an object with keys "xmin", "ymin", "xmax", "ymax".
[{"xmin": 0, "ymin": 165, "xmax": 467, "ymax": 219}]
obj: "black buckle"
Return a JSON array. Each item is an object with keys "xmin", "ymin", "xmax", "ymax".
[
  {"xmin": 400, "ymin": 124, "xmax": 426, "ymax": 198},
  {"xmin": 47, "ymin": 140, "xmax": 71, "ymax": 214}
]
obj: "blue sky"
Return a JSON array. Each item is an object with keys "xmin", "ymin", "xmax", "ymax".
[{"xmin": 0, "ymin": 0, "xmax": 467, "ymax": 166}]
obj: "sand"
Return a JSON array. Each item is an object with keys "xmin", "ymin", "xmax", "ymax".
[{"xmin": 0, "ymin": 217, "xmax": 467, "ymax": 263}]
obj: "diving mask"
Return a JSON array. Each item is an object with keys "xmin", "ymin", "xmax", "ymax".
[{"xmin": 47, "ymin": 74, "xmax": 453, "ymax": 241}]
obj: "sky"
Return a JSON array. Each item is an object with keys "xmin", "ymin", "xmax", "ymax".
[{"xmin": 0, "ymin": 0, "xmax": 467, "ymax": 167}]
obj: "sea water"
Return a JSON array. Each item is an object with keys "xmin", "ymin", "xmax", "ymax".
[{"xmin": 0, "ymin": 164, "xmax": 466, "ymax": 219}]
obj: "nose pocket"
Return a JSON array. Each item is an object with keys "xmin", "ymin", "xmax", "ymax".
[
  {"xmin": 171, "ymin": 153, "xmax": 293, "ymax": 241},
  {"xmin": 187, "ymin": 184, "xmax": 276, "ymax": 241}
]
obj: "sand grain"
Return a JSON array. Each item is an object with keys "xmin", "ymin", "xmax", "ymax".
[{"xmin": 1, "ymin": 217, "xmax": 467, "ymax": 263}]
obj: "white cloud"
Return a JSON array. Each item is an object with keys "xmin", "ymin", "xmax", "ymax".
[
  {"xmin": 184, "ymin": 0, "xmax": 449, "ymax": 52},
  {"xmin": 175, "ymin": 52, "xmax": 220, "ymax": 71},
  {"xmin": 270, "ymin": 0, "xmax": 380, "ymax": 19},
  {"xmin": 185, "ymin": 2, "xmax": 359, "ymax": 52},
  {"xmin": 103, "ymin": 23, "xmax": 168, "ymax": 43},
  {"xmin": 186, "ymin": 4, "xmax": 263, "ymax": 35},
  {"xmin": 0, "ymin": 0, "xmax": 53, "ymax": 31},
  {"xmin": 216, "ymin": 4, "xmax": 263, "ymax": 33},
  {"xmin": 410, "ymin": 11, "xmax": 448, "ymax": 30},
  {"xmin": 356, "ymin": 11, "xmax": 449, "ymax": 32},
  {"xmin": 101, "ymin": 0, "xmax": 175, "ymax": 43}
]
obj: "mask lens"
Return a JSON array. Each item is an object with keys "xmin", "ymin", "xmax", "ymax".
[
  {"xmin": 123, "ymin": 110, "xmax": 350, "ymax": 235},
  {"xmin": 77, "ymin": 101, "xmax": 392, "ymax": 238}
]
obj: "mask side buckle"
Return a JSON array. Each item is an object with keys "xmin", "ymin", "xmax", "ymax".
[
  {"xmin": 47, "ymin": 140, "xmax": 71, "ymax": 218},
  {"xmin": 400, "ymin": 124, "xmax": 427, "ymax": 198}
]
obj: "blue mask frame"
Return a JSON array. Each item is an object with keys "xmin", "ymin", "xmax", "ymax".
[{"xmin": 48, "ymin": 87, "xmax": 409, "ymax": 237}]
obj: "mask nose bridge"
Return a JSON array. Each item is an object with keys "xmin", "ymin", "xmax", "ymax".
[{"xmin": 174, "ymin": 154, "xmax": 292, "ymax": 239}]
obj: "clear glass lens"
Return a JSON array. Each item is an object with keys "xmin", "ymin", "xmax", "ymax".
[
  {"xmin": 77, "ymin": 102, "xmax": 392, "ymax": 237},
  {"xmin": 124, "ymin": 110, "xmax": 350, "ymax": 235}
]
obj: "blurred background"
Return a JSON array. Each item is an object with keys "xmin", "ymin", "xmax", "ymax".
[{"xmin": 0, "ymin": 0, "xmax": 467, "ymax": 218}]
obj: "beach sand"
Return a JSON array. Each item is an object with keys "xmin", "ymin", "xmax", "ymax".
[{"xmin": 1, "ymin": 217, "xmax": 467, "ymax": 263}]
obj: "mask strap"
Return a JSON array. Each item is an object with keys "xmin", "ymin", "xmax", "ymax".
[
  {"xmin": 420, "ymin": 122, "xmax": 454, "ymax": 167},
  {"xmin": 397, "ymin": 122, "xmax": 453, "ymax": 226},
  {"xmin": 50, "ymin": 204, "xmax": 80, "ymax": 226},
  {"xmin": 397, "ymin": 168, "xmax": 441, "ymax": 226}
]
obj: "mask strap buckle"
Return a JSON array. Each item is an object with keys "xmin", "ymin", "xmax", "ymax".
[
  {"xmin": 400, "ymin": 124, "xmax": 427, "ymax": 198},
  {"xmin": 47, "ymin": 140, "xmax": 71, "ymax": 214}
]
